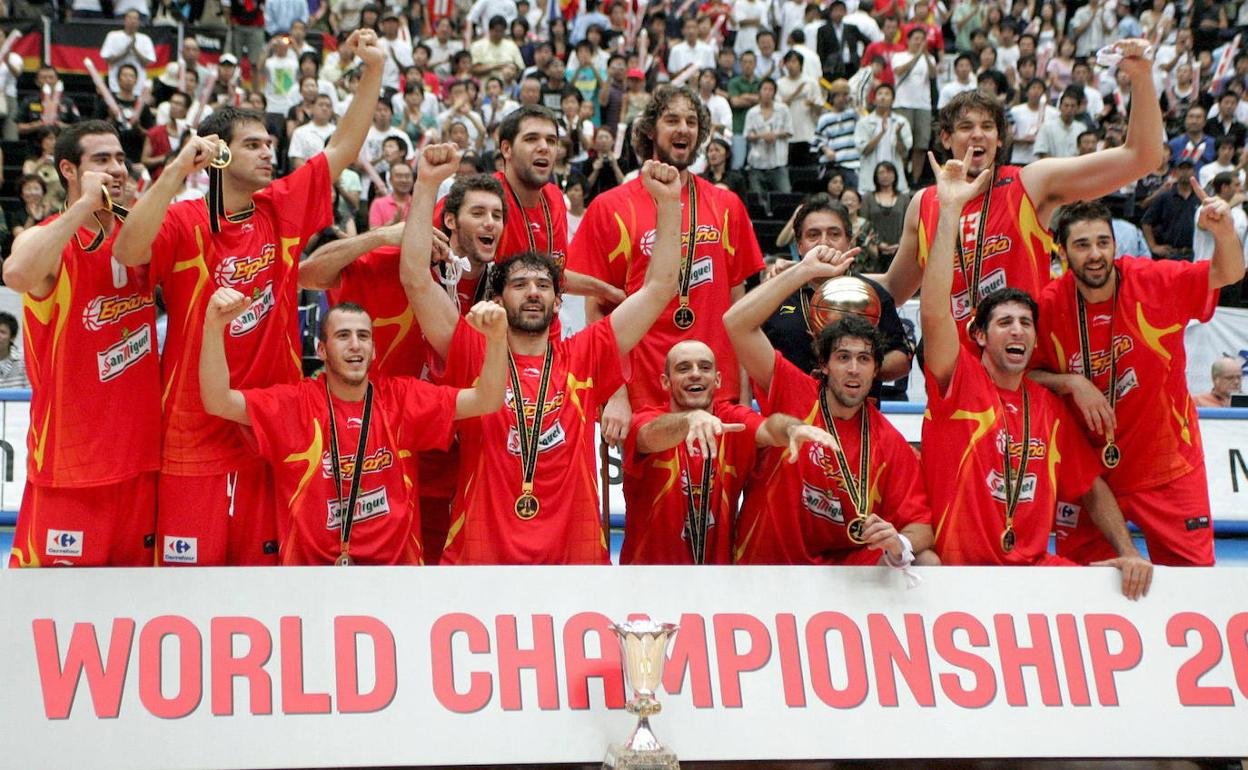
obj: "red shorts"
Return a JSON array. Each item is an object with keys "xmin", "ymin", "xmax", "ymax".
[
  {"xmin": 9, "ymin": 473, "xmax": 157, "ymax": 568},
  {"xmin": 156, "ymin": 461, "xmax": 279, "ymax": 566},
  {"xmin": 1055, "ymin": 465, "xmax": 1214, "ymax": 567}
]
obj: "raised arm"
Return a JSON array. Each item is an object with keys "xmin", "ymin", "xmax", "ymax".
[
  {"xmin": 399, "ymin": 143, "xmax": 462, "ymax": 360},
  {"xmin": 200, "ymin": 287, "xmax": 253, "ymax": 425},
  {"xmin": 1081, "ymin": 476, "xmax": 1153, "ymax": 600},
  {"xmin": 722, "ymin": 245, "xmax": 855, "ymax": 393},
  {"xmin": 607, "ymin": 160, "xmax": 683, "ymax": 355},
  {"xmin": 919, "ymin": 149, "xmax": 991, "ymax": 394},
  {"xmin": 112, "ymin": 133, "xmax": 219, "ymax": 266},
  {"xmin": 299, "ymin": 222, "xmax": 402, "ymax": 289},
  {"xmin": 1193, "ymin": 182, "xmax": 1248, "ymax": 291},
  {"xmin": 454, "ymin": 301, "xmax": 510, "ymax": 418},
  {"xmin": 3, "ymin": 171, "xmax": 109, "ymax": 296},
  {"xmin": 1020, "ymin": 39, "xmax": 1166, "ymax": 222},
  {"xmin": 323, "ymin": 30, "xmax": 385, "ymax": 178}
]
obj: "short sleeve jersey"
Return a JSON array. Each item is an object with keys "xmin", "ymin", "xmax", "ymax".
[
  {"xmin": 23, "ymin": 217, "xmax": 160, "ymax": 486},
  {"xmin": 243, "ymin": 375, "xmax": 459, "ymax": 565},
  {"xmin": 149, "ymin": 154, "xmax": 333, "ymax": 475},
  {"xmin": 495, "ymin": 172, "xmax": 570, "ymax": 267},
  {"xmin": 915, "ymin": 166, "xmax": 1057, "ymax": 337},
  {"xmin": 328, "ymin": 245, "xmax": 430, "ymax": 379},
  {"xmin": 736, "ymin": 354, "xmax": 930, "ymax": 565},
  {"xmin": 439, "ymin": 317, "xmax": 628, "ymax": 564},
  {"xmin": 922, "ymin": 346, "xmax": 1101, "ymax": 566},
  {"xmin": 1034, "ymin": 257, "xmax": 1214, "ymax": 495},
  {"xmin": 621, "ymin": 400, "xmax": 764, "ymax": 565},
  {"xmin": 567, "ymin": 174, "xmax": 764, "ymax": 409}
]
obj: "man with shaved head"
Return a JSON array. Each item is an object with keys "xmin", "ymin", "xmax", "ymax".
[
  {"xmin": 621, "ymin": 339, "xmax": 837, "ymax": 564},
  {"xmin": 1194, "ymin": 357, "xmax": 1244, "ymax": 408}
]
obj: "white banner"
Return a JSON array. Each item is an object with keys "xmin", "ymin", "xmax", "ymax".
[{"xmin": 1, "ymin": 566, "xmax": 1247, "ymax": 768}]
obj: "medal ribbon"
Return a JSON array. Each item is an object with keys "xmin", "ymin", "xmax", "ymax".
[
  {"xmin": 819, "ymin": 390, "xmax": 871, "ymax": 521},
  {"xmin": 1075, "ymin": 270, "xmax": 1121, "ymax": 441},
  {"xmin": 325, "ymin": 379, "xmax": 375, "ymax": 563},
  {"xmin": 998, "ymin": 388, "xmax": 1031, "ymax": 541},
  {"xmin": 508, "ymin": 345, "xmax": 555, "ymax": 504},
  {"xmin": 676, "ymin": 174, "xmax": 698, "ymax": 316},
  {"xmin": 504, "ymin": 176, "xmax": 553, "ymax": 253},
  {"xmin": 75, "ymin": 185, "xmax": 132, "ymax": 252},
  {"xmin": 208, "ymin": 163, "xmax": 256, "ymax": 233},
  {"xmin": 952, "ymin": 165, "xmax": 996, "ymax": 308},
  {"xmin": 682, "ymin": 449, "xmax": 714, "ymax": 565}
]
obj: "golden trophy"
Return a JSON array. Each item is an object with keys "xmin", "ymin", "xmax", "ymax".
[{"xmin": 603, "ymin": 620, "xmax": 681, "ymax": 770}]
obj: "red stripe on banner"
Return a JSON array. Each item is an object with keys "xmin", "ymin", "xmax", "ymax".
[
  {"xmin": 49, "ymin": 42, "xmax": 175, "ymax": 74},
  {"xmin": 12, "ymin": 30, "xmax": 40, "ymax": 60}
]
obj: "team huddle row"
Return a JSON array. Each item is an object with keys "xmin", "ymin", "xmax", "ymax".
[{"xmin": 4, "ymin": 34, "xmax": 1243, "ymax": 599}]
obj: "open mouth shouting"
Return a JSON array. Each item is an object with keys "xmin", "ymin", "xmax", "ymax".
[{"xmin": 1003, "ymin": 342, "xmax": 1028, "ymax": 365}]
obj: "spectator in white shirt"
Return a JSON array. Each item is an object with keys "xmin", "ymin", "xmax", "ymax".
[
  {"xmin": 755, "ymin": 30, "xmax": 783, "ymax": 81},
  {"xmin": 378, "ymin": 11, "xmax": 413, "ymax": 95},
  {"xmin": 890, "ymin": 27, "xmax": 935, "ymax": 185},
  {"xmin": 467, "ymin": 0, "xmax": 518, "ymax": 36},
  {"xmin": 745, "ymin": 78, "xmax": 794, "ymax": 212},
  {"xmin": 777, "ymin": 49, "xmax": 823, "ymax": 166},
  {"xmin": 1009, "ymin": 78, "xmax": 1049, "ymax": 164},
  {"xmin": 853, "ymin": 82, "xmax": 912, "ymax": 193},
  {"xmin": 938, "ymin": 53, "xmax": 977, "ymax": 108},
  {"xmin": 668, "ymin": 17, "xmax": 717, "ymax": 82},
  {"xmin": 288, "ymin": 93, "xmax": 337, "ymax": 168},
  {"xmin": 1198, "ymin": 137, "xmax": 1247, "ymax": 190},
  {"xmin": 100, "ymin": 10, "xmax": 156, "ymax": 93},
  {"xmin": 1193, "ymin": 172, "xmax": 1248, "ymax": 265},
  {"xmin": 425, "ymin": 17, "xmax": 465, "ymax": 76},
  {"xmin": 787, "ymin": 29, "xmax": 824, "ymax": 84},
  {"xmin": 733, "ymin": 0, "xmax": 768, "ymax": 56},
  {"xmin": 1033, "ymin": 87, "xmax": 1087, "ymax": 159}
]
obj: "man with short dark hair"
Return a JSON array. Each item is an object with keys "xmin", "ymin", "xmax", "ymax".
[
  {"xmin": 1034, "ymin": 87, "xmax": 1088, "ymax": 159},
  {"xmin": 113, "ymin": 30, "xmax": 388, "ymax": 567},
  {"xmin": 470, "ymin": 15, "xmax": 525, "ymax": 81},
  {"xmin": 1142, "ymin": 158, "xmax": 1200, "ymax": 260},
  {"xmin": 17, "ymin": 67, "xmax": 81, "ymax": 138},
  {"xmin": 1169, "ymin": 105, "xmax": 1216, "ymax": 178},
  {"xmin": 919, "ymin": 150, "xmax": 1152, "ymax": 599},
  {"xmin": 816, "ymin": 0, "xmax": 866, "ymax": 80},
  {"xmin": 4, "ymin": 120, "xmax": 157, "ymax": 567}
]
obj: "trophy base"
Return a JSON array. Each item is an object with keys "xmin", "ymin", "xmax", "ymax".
[{"xmin": 602, "ymin": 743, "xmax": 680, "ymax": 770}]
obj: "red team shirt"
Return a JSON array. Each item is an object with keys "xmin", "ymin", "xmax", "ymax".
[
  {"xmin": 1035, "ymin": 258, "xmax": 1214, "ymax": 495},
  {"xmin": 736, "ymin": 354, "xmax": 930, "ymax": 565},
  {"xmin": 328, "ymin": 245, "xmax": 429, "ymax": 379},
  {"xmin": 243, "ymin": 376, "xmax": 459, "ymax": 564},
  {"xmin": 567, "ymin": 174, "xmax": 764, "ymax": 408},
  {"xmin": 923, "ymin": 347, "xmax": 1101, "ymax": 566},
  {"xmin": 915, "ymin": 167, "xmax": 1057, "ymax": 339},
  {"xmin": 437, "ymin": 317, "xmax": 627, "ymax": 564},
  {"xmin": 149, "ymin": 155, "xmax": 333, "ymax": 475},
  {"xmin": 621, "ymin": 401, "xmax": 764, "ymax": 565},
  {"xmin": 23, "ymin": 219, "xmax": 161, "ymax": 486}
]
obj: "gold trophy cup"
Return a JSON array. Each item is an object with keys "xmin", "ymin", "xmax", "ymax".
[{"xmin": 603, "ymin": 620, "xmax": 681, "ymax": 770}]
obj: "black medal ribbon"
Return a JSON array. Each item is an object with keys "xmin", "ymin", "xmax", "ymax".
[
  {"xmin": 1075, "ymin": 271, "xmax": 1122, "ymax": 469},
  {"xmin": 325, "ymin": 379, "xmax": 375, "ymax": 566},
  {"xmin": 952, "ymin": 165, "xmax": 996, "ymax": 309},
  {"xmin": 683, "ymin": 449, "xmax": 714, "ymax": 565},
  {"xmin": 673, "ymin": 174, "xmax": 698, "ymax": 330},
  {"xmin": 819, "ymin": 390, "xmax": 871, "ymax": 543},
  {"xmin": 997, "ymin": 388, "xmax": 1031, "ymax": 554},
  {"xmin": 504, "ymin": 176, "xmax": 553, "ymax": 254},
  {"xmin": 508, "ymin": 345, "xmax": 555, "ymax": 520},
  {"xmin": 76, "ymin": 184, "xmax": 131, "ymax": 252}
]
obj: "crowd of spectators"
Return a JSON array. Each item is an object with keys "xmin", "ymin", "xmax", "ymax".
[{"xmin": 0, "ymin": 0, "xmax": 1246, "ymax": 368}]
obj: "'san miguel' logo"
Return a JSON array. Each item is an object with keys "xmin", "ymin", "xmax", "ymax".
[
  {"xmin": 215, "ymin": 244, "xmax": 276, "ymax": 286},
  {"xmin": 82, "ymin": 293, "xmax": 154, "ymax": 331}
]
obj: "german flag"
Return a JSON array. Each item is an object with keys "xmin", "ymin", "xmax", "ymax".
[{"xmin": 49, "ymin": 21, "xmax": 177, "ymax": 77}]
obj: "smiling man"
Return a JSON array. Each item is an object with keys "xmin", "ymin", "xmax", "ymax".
[
  {"xmin": 199, "ymin": 289, "xmax": 509, "ymax": 565},
  {"xmin": 881, "ymin": 39, "xmax": 1165, "ymax": 343},
  {"xmin": 621, "ymin": 340, "xmax": 837, "ymax": 564},
  {"xmin": 724, "ymin": 245, "xmax": 935, "ymax": 567},
  {"xmin": 1030, "ymin": 197, "xmax": 1244, "ymax": 567},
  {"xmin": 113, "ymin": 29, "xmax": 388, "ymax": 566},
  {"xmin": 920, "ymin": 150, "xmax": 1152, "ymax": 600},
  {"xmin": 568, "ymin": 84, "xmax": 765, "ymax": 448}
]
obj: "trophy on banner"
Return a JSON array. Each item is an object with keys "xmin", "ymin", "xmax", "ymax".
[{"xmin": 603, "ymin": 620, "xmax": 681, "ymax": 770}]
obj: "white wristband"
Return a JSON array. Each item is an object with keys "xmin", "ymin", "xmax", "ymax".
[{"xmin": 884, "ymin": 533, "xmax": 915, "ymax": 569}]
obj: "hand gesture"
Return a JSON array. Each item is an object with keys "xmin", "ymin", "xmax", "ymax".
[
  {"xmin": 929, "ymin": 147, "xmax": 992, "ymax": 209},
  {"xmin": 77, "ymin": 170, "xmax": 115, "ymax": 212},
  {"xmin": 641, "ymin": 158, "xmax": 681, "ymax": 202},
  {"xmin": 684, "ymin": 409, "xmax": 746, "ymax": 458},
  {"xmin": 465, "ymin": 300, "xmax": 507, "ymax": 340},
  {"xmin": 857, "ymin": 513, "xmax": 903, "ymax": 557},
  {"xmin": 349, "ymin": 29, "xmax": 384, "ymax": 71},
  {"xmin": 1194, "ymin": 180, "xmax": 1235, "ymax": 239},
  {"xmin": 205, "ymin": 286, "xmax": 251, "ymax": 329},
  {"xmin": 417, "ymin": 143, "xmax": 461, "ymax": 187},
  {"xmin": 1069, "ymin": 375, "xmax": 1116, "ymax": 436},
  {"xmin": 1108, "ymin": 37, "xmax": 1151, "ymax": 76},
  {"xmin": 798, "ymin": 243, "xmax": 859, "ymax": 281},
  {"xmin": 1090, "ymin": 553, "xmax": 1153, "ymax": 600},
  {"xmin": 785, "ymin": 424, "xmax": 839, "ymax": 462},
  {"xmin": 174, "ymin": 133, "xmax": 222, "ymax": 178}
]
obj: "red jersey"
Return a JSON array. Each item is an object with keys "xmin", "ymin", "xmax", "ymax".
[
  {"xmin": 22, "ymin": 218, "xmax": 160, "ymax": 487},
  {"xmin": 922, "ymin": 346, "xmax": 1101, "ymax": 566},
  {"xmin": 150, "ymin": 154, "xmax": 333, "ymax": 475},
  {"xmin": 567, "ymin": 174, "xmax": 764, "ymax": 408},
  {"xmin": 328, "ymin": 246, "xmax": 429, "ymax": 379},
  {"xmin": 737, "ymin": 353, "xmax": 930, "ymax": 565},
  {"xmin": 621, "ymin": 400, "xmax": 763, "ymax": 565},
  {"xmin": 915, "ymin": 166, "xmax": 1056, "ymax": 338},
  {"xmin": 439, "ymin": 317, "xmax": 627, "ymax": 564},
  {"xmin": 243, "ymin": 375, "xmax": 460, "ymax": 565},
  {"xmin": 495, "ymin": 172, "xmax": 569, "ymax": 267},
  {"xmin": 1035, "ymin": 257, "xmax": 1214, "ymax": 495}
]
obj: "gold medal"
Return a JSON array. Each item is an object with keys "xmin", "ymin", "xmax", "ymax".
[
  {"xmin": 1000, "ymin": 527, "xmax": 1016, "ymax": 553},
  {"xmin": 847, "ymin": 516, "xmax": 868, "ymax": 544},
  {"xmin": 514, "ymin": 492, "xmax": 540, "ymax": 520},
  {"xmin": 1077, "ymin": 274, "xmax": 1123, "ymax": 471},
  {"xmin": 673, "ymin": 305, "xmax": 695, "ymax": 329},
  {"xmin": 672, "ymin": 175, "xmax": 699, "ymax": 330},
  {"xmin": 210, "ymin": 139, "xmax": 232, "ymax": 169},
  {"xmin": 1101, "ymin": 441, "xmax": 1121, "ymax": 469},
  {"xmin": 335, "ymin": 552, "xmax": 353, "ymax": 566}
]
